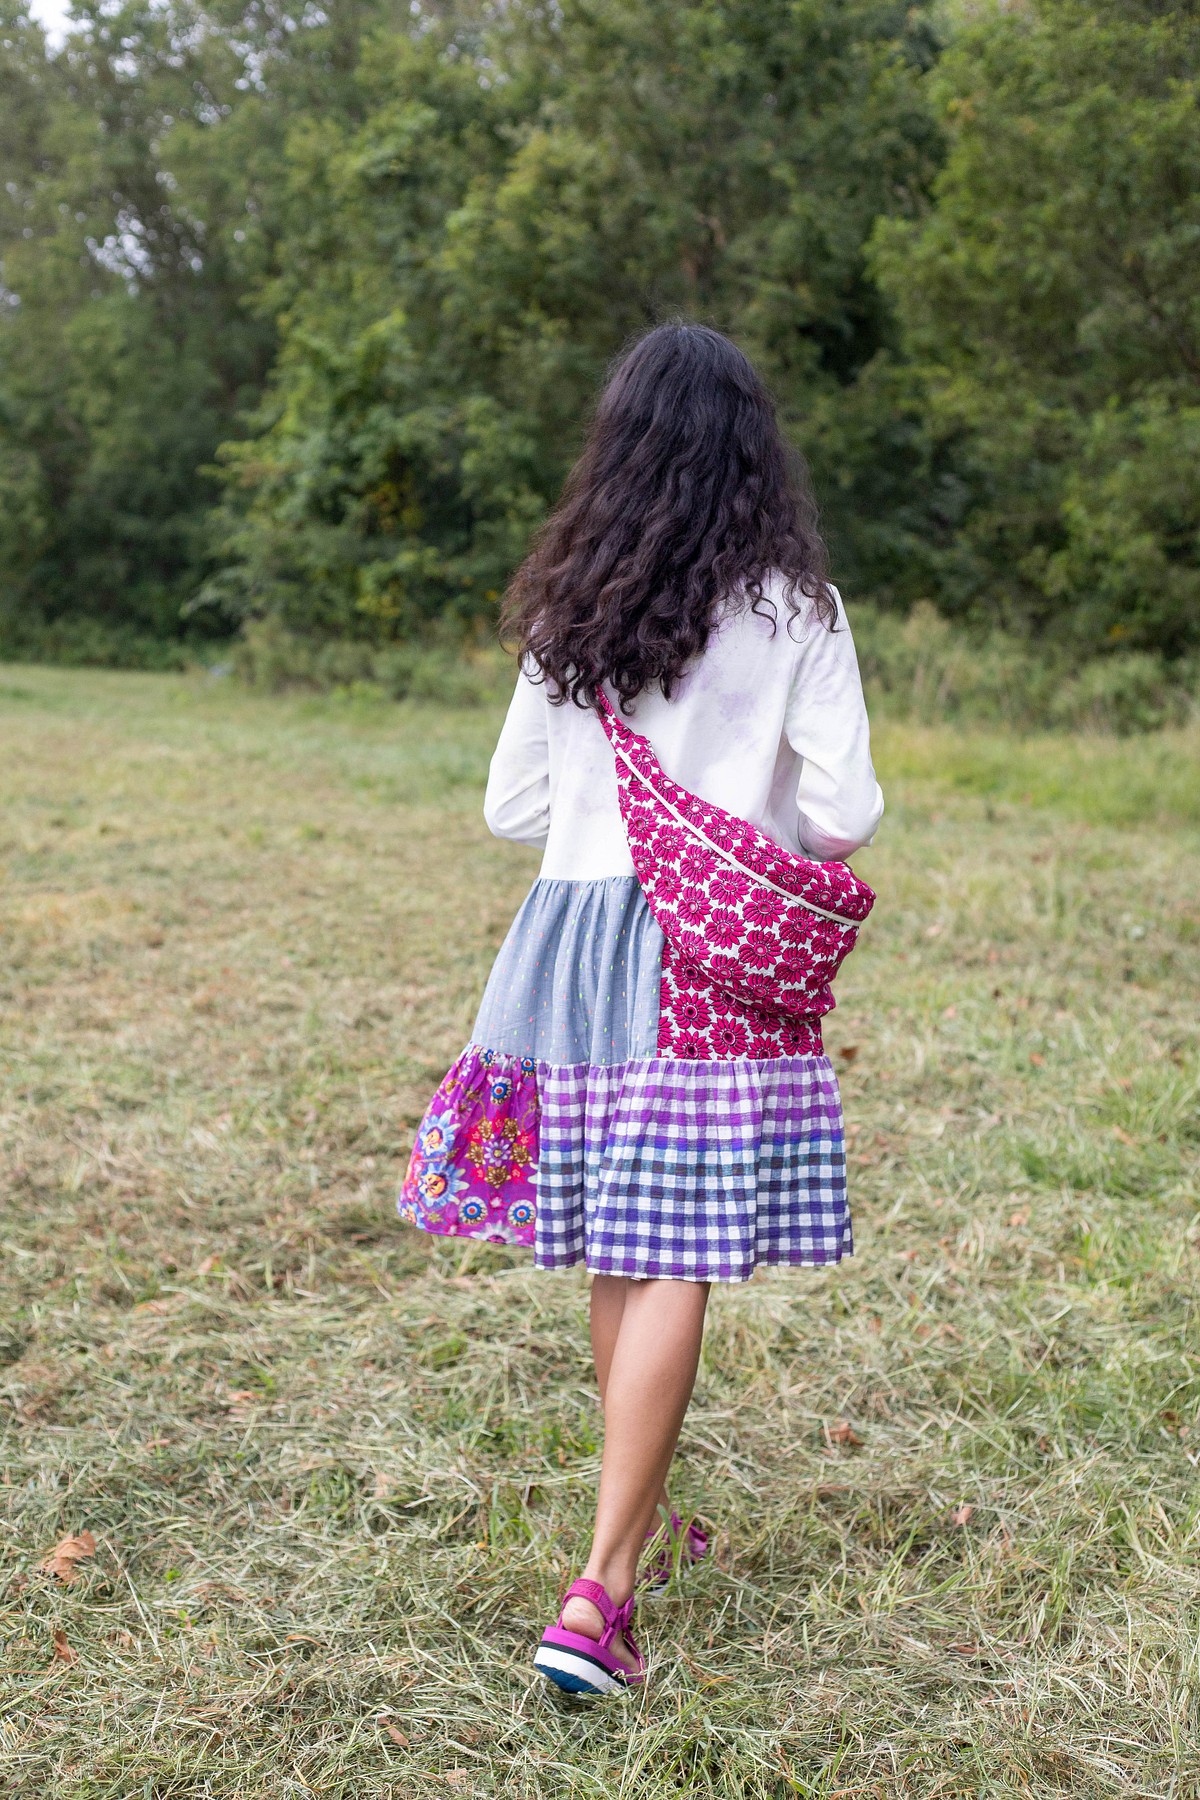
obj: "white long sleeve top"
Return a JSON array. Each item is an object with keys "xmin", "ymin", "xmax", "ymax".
[{"xmin": 483, "ymin": 582, "xmax": 884, "ymax": 881}]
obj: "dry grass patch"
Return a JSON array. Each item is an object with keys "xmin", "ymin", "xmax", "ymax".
[{"xmin": 1, "ymin": 666, "xmax": 1198, "ymax": 1798}]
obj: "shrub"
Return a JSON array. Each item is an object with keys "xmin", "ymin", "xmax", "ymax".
[
  {"xmin": 853, "ymin": 603, "xmax": 1197, "ymax": 734},
  {"xmin": 230, "ymin": 617, "xmax": 509, "ymax": 708},
  {"xmin": 225, "ymin": 604, "xmax": 1199, "ymax": 734},
  {"xmin": 1048, "ymin": 652, "xmax": 1195, "ymax": 737},
  {"xmin": 0, "ymin": 609, "xmax": 194, "ymax": 671}
]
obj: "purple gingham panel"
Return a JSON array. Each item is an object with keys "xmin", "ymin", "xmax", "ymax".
[{"xmin": 534, "ymin": 1055, "xmax": 849, "ymax": 1283}]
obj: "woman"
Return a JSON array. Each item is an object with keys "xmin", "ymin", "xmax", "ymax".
[{"xmin": 399, "ymin": 321, "xmax": 883, "ymax": 1694}]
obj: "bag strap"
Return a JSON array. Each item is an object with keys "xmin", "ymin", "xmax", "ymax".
[{"xmin": 592, "ymin": 686, "xmax": 861, "ymax": 929}]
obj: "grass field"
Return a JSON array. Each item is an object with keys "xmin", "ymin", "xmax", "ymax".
[{"xmin": 2, "ymin": 663, "xmax": 1199, "ymax": 1800}]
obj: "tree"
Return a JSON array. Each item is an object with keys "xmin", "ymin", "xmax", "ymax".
[
  {"xmin": 205, "ymin": 0, "xmax": 944, "ymax": 643},
  {"xmin": 0, "ymin": 0, "xmax": 415, "ymax": 660},
  {"xmin": 872, "ymin": 0, "xmax": 1200, "ymax": 654}
]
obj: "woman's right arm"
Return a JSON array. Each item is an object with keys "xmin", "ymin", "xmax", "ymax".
[
  {"xmin": 483, "ymin": 665, "xmax": 552, "ymax": 848},
  {"xmin": 784, "ymin": 589, "xmax": 885, "ymax": 860}
]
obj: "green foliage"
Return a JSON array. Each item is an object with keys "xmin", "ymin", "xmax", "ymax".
[
  {"xmin": 1, "ymin": 0, "xmax": 1197, "ymax": 680},
  {"xmin": 200, "ymin": 26, "xmax": 538, "ymax": 641},
  {"xmin": 872, "ymin": 0, "xmax": 1200, "ymax": 654},
  {"xmin": 0, "ymin": 1, "xmax": 276, "ymax": 648},
  {"xmin": 854, "ymin": 601, "xmax": 1198, "ymax": 735},
  {"xmin": 0, "ymin": 0, "xmax": 415, "ymax": 655},
  {"xmin": 230, "ymin": 614, "xmax": 510, "ymax": 705},
  {"xmin": 203, "ymin": 0, "xmax": 942, "ymax": 642},
  {"xmin": 233, "ymin": 597, "xmax": 1200, "ymax": 737}
]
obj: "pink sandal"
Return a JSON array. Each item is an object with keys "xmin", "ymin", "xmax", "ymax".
[
  {"xmin": 641, "ymin": 1510, "xmax": 709, "ymax": 1596},
  {"xmin": 534, "ymin": 1577, "xmax": 646, "ymax": 1695}
]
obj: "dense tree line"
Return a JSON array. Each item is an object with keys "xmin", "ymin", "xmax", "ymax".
[{"xmin": 0, "ymin": 0, "xmax": 1196, "ymax": 667}]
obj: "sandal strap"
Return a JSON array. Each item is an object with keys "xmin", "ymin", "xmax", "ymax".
[
  {"xmin": 615, "ymin": 1595, "xmax": 643, "ymax": 1672},
  {"xmin": 556, "ymin": 1578, "xmax": 643, "ymax": 1675},
  {"xmin": 561, "ymin": 1576, "xmax": 618, "ymax": 1638},
  {"xmin": 561, "ymin": 1578, "xmax": 640, "ymax": 1658}
]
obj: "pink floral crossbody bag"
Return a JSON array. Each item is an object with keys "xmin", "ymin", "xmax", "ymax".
[{"xmin": 594, "ymin": 691, "xmax": 875, "ymax": 1056}]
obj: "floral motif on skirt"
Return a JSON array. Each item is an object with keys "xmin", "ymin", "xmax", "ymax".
[{"xmin": 398, "ymin": 1046, "xmax": 540, "ymax": 1247}]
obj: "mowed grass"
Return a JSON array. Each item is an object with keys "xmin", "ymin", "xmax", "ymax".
[{"xmin": 1, "ymin": 663, "xmax": 1199, "ymax": 1800}]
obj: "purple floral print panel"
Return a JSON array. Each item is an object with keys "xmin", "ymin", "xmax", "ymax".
[{"xmin": 398, "ymin": 1046, "xmax": 539, "ymax": 1247}]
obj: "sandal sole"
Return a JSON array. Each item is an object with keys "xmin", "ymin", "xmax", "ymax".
[{"xmin": 534, "ymin": 1644, "xmax": 629, "ymax": 1695}]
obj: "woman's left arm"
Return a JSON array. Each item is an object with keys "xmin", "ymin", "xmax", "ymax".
[
  {"xmin": 784, "ymin": 589, "xmax": 885, "ymax": 860},
  {"xmin": 483, "ymin": 665, "xmax": 552, "ymax": 848}
]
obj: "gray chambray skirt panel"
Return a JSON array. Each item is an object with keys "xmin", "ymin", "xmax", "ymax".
[{"xmin": 471, "ymin": 876, "xmax": 662, "ymax": 1068}]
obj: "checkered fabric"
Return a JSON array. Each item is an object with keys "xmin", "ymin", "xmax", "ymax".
[{"xmin": 535, "ymin": 1054, "xmax": 849, "ymax": 1282}]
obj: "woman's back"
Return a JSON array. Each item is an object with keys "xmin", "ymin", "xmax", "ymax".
[{"xmin": 485, "ymin": 580, "xmax": 883, "ymax": 880}]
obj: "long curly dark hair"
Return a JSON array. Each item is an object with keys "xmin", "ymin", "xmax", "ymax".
[{"xmin": 501, "ymin": 321, "xmax": 835, "ymax": 709}]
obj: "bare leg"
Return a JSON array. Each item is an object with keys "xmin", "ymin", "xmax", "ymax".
[
  {"xmin": 590, "ymin": 1276, "xmax": 672, "ymax": 1526},
  {"xmin": 564, "ymin": 1277, "xmax": 710, "ymax": 1666},
  {"xmin": 587, "ymin": 1272, "xmax": 629, "ymax": 1401}
]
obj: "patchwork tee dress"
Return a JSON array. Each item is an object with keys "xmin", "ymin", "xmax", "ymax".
[{"xmin": 398, "ymin": 582, "xmax": 884, "ymax": 1282}]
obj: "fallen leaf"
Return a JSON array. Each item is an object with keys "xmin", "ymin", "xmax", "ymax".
[
  {"xmin": 826, "ymin": 1419, "xmax": 863, "ymax": 1447},
  {"xmin": 949, "ymin": 1642, "xmax": 980, "ymax": 1657},
  {"xmin": 372, "ymin": 1472, "xmax": 393, "ymax": 1499},
  {"xmin": 384, "ymin": 1724, "xmax": 409, "ymax": 1746},
  {"xmin": 52, "ymin": 1628, "xmax": 77, "ymax": 1664},
  {"xmin": 1029, "ymin": 1052, "xmax": 1045, "ymax": 1067},
  {"xmin": 443, "ymin": 1773, "xmax": 470, "ymax": 1787},
  {"xmin": 1008, "ymin": 1207, "xmax": 1030, "ymax": 1228},
  {"xmin": 950, "ymin": 1503, "xmax": 975, "ymax": 1526},
  {"xmin": 898, "ymin": 1248, "xmax": 920, "ymax": 1262},
  {"xmin": 837, "ymin": 1045, "xmax": 860, "ymax": 1065},
  {"xmin": 197, "ymin": 1255, "xmax": 220, "ymax": 1275},
  {"xmin": 942, "ymin": 1004, "xmax": 957, "ymax": 1019},
  {"xmin": 39, "ymin": 1531, "xmax": 96, "ymax": 1584}
]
